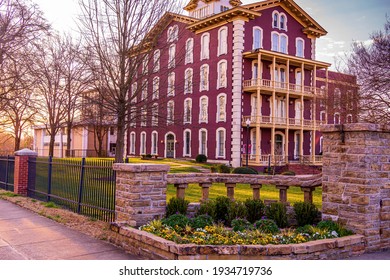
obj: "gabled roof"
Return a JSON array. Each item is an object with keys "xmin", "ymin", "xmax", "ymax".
[
  {"xmin": 184, "ymin": 0, "xmax": 243, "ymax": 11},
  {"xmin": 243, "ymin": 0, "xmax": 327, "ymax": 38}
]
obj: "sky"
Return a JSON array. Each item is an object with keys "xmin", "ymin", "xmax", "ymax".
[{"xmin": 32, "ymin": 0, "xmax": 389, "ymax": 70}]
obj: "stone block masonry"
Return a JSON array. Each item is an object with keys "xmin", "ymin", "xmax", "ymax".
[
  {"xmin": 321, "ymin": 123, "xmax": 390, "ymax": 252},
  {"xmin": 113, "ymin": 164, "xmax": 170, "ymax": 227}
]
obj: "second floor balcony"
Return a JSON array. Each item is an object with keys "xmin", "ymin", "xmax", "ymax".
[{"xmin": 242, "ymin": 115, "xmax": 326, "ymax": 129}]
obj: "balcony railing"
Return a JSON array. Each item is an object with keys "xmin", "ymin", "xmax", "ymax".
[
  {"xmin": 242, "ymin": 115, "xmax": 326, "ymax": 128},
  {"xmin": 243, "ymin": 78, "xmax": 324, "ymax": 96},
  {"xmin": 242, "ymin": 154, "xmax": 323, "ymax": 166}
]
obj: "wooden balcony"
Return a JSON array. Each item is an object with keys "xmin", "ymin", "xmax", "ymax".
[
  {"xmin": 242, "ymin": 115, "xmax": 326, "ymax": 129},
  {"xmin": 243, "ymin": 78, "xmax": 325, "ymax": 97}
]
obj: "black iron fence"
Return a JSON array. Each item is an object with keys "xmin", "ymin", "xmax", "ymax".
[
  {"xmin": 0, "ymin": 155, "xmax": 15, "ymax": 191},
  {"xmin": 28, "ymin": 157, "xmax": 116, "ymax": 222}
]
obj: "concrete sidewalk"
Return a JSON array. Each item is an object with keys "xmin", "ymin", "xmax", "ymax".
[{"xmin": 0, "ymin": 199, "xmax": 140, "ymax": 260}]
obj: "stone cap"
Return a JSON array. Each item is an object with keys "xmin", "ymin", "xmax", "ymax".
[
  {"xmin": 321, "ymin": 123, "xmax": 390, "ymax": 133},
  {"xmin": 14, "ymin": 148, "xmax": 38, "ymax": 156},
  {"xmin": 113, "ymin": 163, "xmax": 170, "ymax": 172}
]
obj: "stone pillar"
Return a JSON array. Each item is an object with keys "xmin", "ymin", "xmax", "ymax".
[
  {"xmin": 14, "ymin": 149, "xmax": 37, "ymax": 196},
  {"xmin": 321, "ymin": 123, "xmax": 390, "ymax": 252},
  {"xmin": 113, "ymin": 164, "xmax": 170, "ymax": 227}
]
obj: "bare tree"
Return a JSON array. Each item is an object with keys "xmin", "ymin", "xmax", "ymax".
[
  {"xmin": 344, "ymin": 17, "xmax": 390, "ymax": 124},
  {"xmin": 78, "ymin": 0, "xmax": 182, "ymax": 162}
]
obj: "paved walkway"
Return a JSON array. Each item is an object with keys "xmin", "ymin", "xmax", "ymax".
[{"xmin": 0, "ymin": 199, "xmax": 140, "ymax": 260}]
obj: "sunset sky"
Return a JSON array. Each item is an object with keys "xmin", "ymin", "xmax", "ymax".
[{"xmin": 33, "ymin": 0, "xmax": 389, "ymax": 69}]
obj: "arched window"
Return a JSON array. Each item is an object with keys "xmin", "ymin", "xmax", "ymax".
[
  {"xmin": 217, "ymin": 60, "xmax": 227, "ymax": 89},
  {"xmin": 216, "ymin": 128, "xmax": 226, "ymax": 158},
  {"xmin": 272, "ymin": 11, "xmax": 279, "ymax": 28},
  {"xmin": 168, "ymin": 44, "xmax": 175, "ymax": 68},
  {"xmin": 218, "ymin": 27, "xmax": 228, "ymax": 56},
  {"xmin": 183, "ymin": 129, "xmax": 191, "ymax": 157},
  {"xmin": 271, "ymin": 32, "xmax": 279, "ymax": 51},
  {"xmin": 130, "ymin": 132, "xmax": 136, "ymax": 155},
  {"xmin": 201, "ymin": 33, "xmax": 210, "ymax": 60},
  {"xmin": 253, "ymin": 27, "xmax": 263, "ymax": 49},
  {"xmin": 151, "ymin": 131, "xmax": 158, "ymax": 155},
  {"xmin": 334, "ymin": 112, "xmax": 340, "ymax": 124},
  {"xmin": 168, "ymin": 72, "xmax": 175, "ymax": 96},
  {"xmin": 200, "ymin": 64, "xmax": 209, "ymax": 91},
  {"xmin": 184, "ymin": 68, "xmax": 193, "ymax": 94},
  {"xmin": 280, "ymin": 13, "xmax": 287, "ymax": 30},
  {"xmin": 296, "ymin": 38, "xmax": 304, "ymax": 57},
  {"xmin": 217, "ymin": 93, "xmax": 226, "ymax": 122},
  {"xmin": 153, "ymin": 49, "xmax": 160, "ymax": 72},
  {"xmin": 199, "ymin": 129, "xmax": 208, "ymax": 156},
  {"xmin": 167, "ymin": 101, "xmax": 174, "ymax": 125},
  {"xmin": 184, "ymin": 98, "xmax": 192, "ymax": 124},
  {"xmin": 199, "ymin": 96, "xmax": 208, "ymax": 123},
  {"xmin": 140, "ymin": 132, "xmax": 146, "ymax": 155},
  {"xmin": 141, "ymin": 79, "xmax": 147, "ymax": 100},
  {"xmin": 167, "ymin": 25, "xmax": 178, "ymax": 42},
  {"xmin": 280, "ymin": 34, "xmax": 288, "ymax": 54},
  {"xmin": 152, "ymin": 77, "xmax": 159, "ymax": 100},
  {"xmin": 185, "ymin": 38, "xmax": 194, "ymax": 64},
  {"xmin": 151, "ymin": 103, "xmax": 158, "ymax": 126}
]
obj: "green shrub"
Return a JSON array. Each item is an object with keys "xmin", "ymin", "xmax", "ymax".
[
  {"xmin": 217, "ymin": 164, "xmax": 231, "ymax": 173},
  {"xmin": 166, "ymin": 197, "xmax": 190, "ymax": 217},
  {"xmin": 244, "ymin": 199, "xmax": 265, "ymax": 223},
  {"xmin": 317, "ymin": 220, "xmax": 353, "ymax": 237},
  {"xmin": 266, "ymin": 202, "xmax": 288, "ymax": 228},
  {"xmin": 231, "ymin": 218, "xmax": 253, "ymax": 232},
  {"xmin": 293, "ymin": 202, "xmax": 319, "ymax": 227},
  {"xmin": 227, "ymin": 200, "xmax": 248, "ymax": 226},
  {"xmin": 254, "ymin": 219, "xmax": 280, "ymax": 234},
  {"xmin": 162, "ymin": 214, "xmax": 190, "ymax": 230},
  {"xmin": 191, "ymin": 214, "xmax": 214, "ymax": 229},
  {"xmin": 195, "ymin": 154, "xmax": 207, "ymax": 163},
  {"xmin": 232, "ymin": 167, "xmax": 258, "ymax": 174},
  {"xmin": 214, "ymin": 196, "xmax": 231, "ymax": 224},
  {"xmin": 196, "ymin": 200, "xmax": 216, "ymax": 218}
]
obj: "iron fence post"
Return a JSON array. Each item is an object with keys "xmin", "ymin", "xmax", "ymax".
[
  {"xmin": 77, "ymin": 157, "xmax": 86, "ymax": 214},
  {"xmin": 5, "ymin": 155, "xmax": 9, "ymax": 191},
  {"xmin": 47, "ymin": 156, "xmax": 53, "ymax": 202}
]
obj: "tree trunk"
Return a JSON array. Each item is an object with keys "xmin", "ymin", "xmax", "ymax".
[
  {"xmin": 66, "ymin": 122, "xmax": 72, "ymax": 157},
  {"xmin": 114, "ymin": 114, "xmax": 126, "ymax": 163},
  {"xmin": 49, "ymin": 135, "xmax": 55, "ymax": 157}
]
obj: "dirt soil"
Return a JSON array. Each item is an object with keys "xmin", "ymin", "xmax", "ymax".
[{"xmin": 0, "ymin": 190, "xmax": 120, "ymax": 242}]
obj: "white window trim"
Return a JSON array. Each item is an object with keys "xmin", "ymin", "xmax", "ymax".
[
  {"xmin": 217, "ymin": 60, "xmax": 227, "ymax": 89},
  {"xmin": 296, "ymin": 37, "xmax": 304, "ymax": 58},
  {"xmin": 153, "ymin": 49, "xmax": 160, "ymax": 72},
  {"xmin": 140, "ymin": 131, "xmax": 147, "ymax": 155},
  {"xmin": 183, "ymin": 129, "xmax": 192, "ymax": 157},
  {"xmin": 294, "ymin": 131, "xmax": 301, "ymax": 159},
  {"xmin": 271, "ymin": 32, "xmax": 288, "ymax": 54},
  {"xmin": 252, "ymin": 26, "xmax": 263, "ymax": 49},
  {"xmin": 199, "ymin": 95, "xmax": 209, "ymax": 124},
  {"xmin": 141, "ymin": 105, "xmax": 147, "ymax": 127},
  {"xmin": 279, "ymin": 13, "xmax": 288, "ymax": 31},
  {"xmin": 141, "ymin": 79, "xmax": 148, "ymax": 100},
  {"xmin": 151, "ymin": 131, "xmax": 158, "ymax": 155},
  {"xmin": 167, "ymin": 25, "xmax": 178, "ymax": 42},
  {"xmin": 274, "ymin": 131, "xmax": 285, "ymax": 156},
  {"xmin": 168, "ymin": 43, "xmax": 176, "ymax": 69},
  {"xmin": 130, "ymin": 132, "xmax": 136, "ymax": 155},
  {"xmin": 334, "ymin": 112, "xmax": 340, "ymax": 124},
  {"xmin": 218, "ymin": 26, "xmax": 228, "ymax": 56},
  {"xmin": 216, "ymin": 93, "xmax": 227, "ymax": 122},
  {"xmin": 272, "ymin": 11, "xmax": 279, "ymax": 28},
  {"xmin": 152, "ymin": 76, "xmax": 159, "ymax": 100},
  {"xmin": 185, "ymin": 38, "xmax": 194, "ymax": 64},
  {"xmin": 199, "ymin": 129, "xmax": 208, "ymax": 156},
  {"xmin": 184, "ymin": 98, "xmax": 192, "ymax": 124},
  {"xmin": 167, "ymin": 100, "xmax": 174, "ymax": 125},
  {"xmin": 280, "ymin": 33, "xmax": 288, "ymax": 54},
  {"xmin": 200, "ymin": 64, "xmax": 209, "ymax": 91},
  {"xmin": 216, "ymin": 127, "xmax": 226, "ymax": 159},
  {"xmin": 152, "ymin": 103, "xmax": 158, "ymax": 126},
  {"xmin": 142, "ymin": 54, "xmax": 148, "ymax": 74},
  {"xmin": 200, "ymin": 32, "xmax": 210, "ymax": 60},
  {"xmin": 184, "ymin": 68, "xmax": 193, "ymax": 94},
  {"xmin": 164, "ymin": 132, "xmax": 176, "ymax": 158},
  {"xmin": 168, "ymin": 72, "xmax": 175, "ymax": 96}
]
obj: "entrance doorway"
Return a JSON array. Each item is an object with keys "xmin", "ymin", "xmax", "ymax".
[{"xmin": 166, "ymin": 133, "xmax": 175, "ymax": 158}]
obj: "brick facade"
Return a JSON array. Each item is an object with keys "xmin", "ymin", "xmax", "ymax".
[{"xmin": 13, "ymin": 149, "xmax": 37, "ymax": 196}]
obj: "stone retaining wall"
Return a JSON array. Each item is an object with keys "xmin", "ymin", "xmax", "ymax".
[{"xmin": 110, "ymin": 224, "xmax": 365, "ymax": 260}]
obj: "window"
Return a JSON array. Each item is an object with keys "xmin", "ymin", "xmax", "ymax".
[
  {"xmin": 131, "ymin": 82, "xmax": 137, "ymax": 97},
  {"xmin": 199, "ymin": 96, "xmax": 208, "ymax": 123},
  {"xmin": 347, "ymin": 114, "xmax": 353, "ymax": 123},
  {"xmin": 141, "ymin": 79, "xmax": 147, "ymax": 100},
  {"xmin": 140, "ymin": 132, "xmax": 146, "ymax": 155},
  {"xmin": 151, "ymin": 131, "xmax": 158, "ymax": 155},
  {"xmin": 272, "ymin": 32, "xmax": 288, "ymax": 54},
  {"xmin": 167, "ymin": 25, "xmax": 178, "ymax": 42},
  {"xmin": 334, "ymin": 88, "xmax": 341, "ymax": 109},
  {"xmin": 251, "ymin": 95, "xmax": 258, "ymax": 117},
  {"xmin": 252, "ymin": 61, "xmax": 261, "ymax": 79},
  {"xmin": 185, "ymin": 38, "xmax": 194, "ymax": 64},
  {"xmin": 168, "ymin": 44, "xmax": 175, "ymax": 68},
  {"xmin": 152, "ymin": 103, "xmax": 158, "ymax": 126},
  {"xmin": 141, "ymin": 105, "xmax": 147, "ymax": 126},
  {"xmin": 334, "ymin": 112, "xmax": 340, "ymax": 124},
  {"xmin": 253, "ymin": 27, "xmax": 263, "ymax": 49},
  {"xmin": 201, "ymin": 33, "xmax": 210, "ymax": 60},
  {"xmin": 184, "ymin": 98, "xmax": 192, "ymax": 124},
  {"xmin": 294, "ymin": 132, "xmax": 300, "ymax": 160},
  {"xmin": 200, "ymin": 64, "xmax": 209, "ymax": 91},
  {"xmin": 296, "ymin": 38, "xmax": 304, "ymax": 57},
  {"xmin": 130, "ymin": 132, "xmax": 136, "ymax": 155},
  {"xmin": 167, "ymin": 100, "xmax": 174, "ymax": 125},
  {"xmin": 184, "ymin": 68, "xmax": 193, "ymax": 94},
  {"xmin": 295, "ymin": 69, "xmax": 302, "ymax": 91},
  {"xmin": 168, "ymin": 72, "xmax": 175, "ymax": 96},
  {"xmin": 152, "ymin": 77, "xmax": 159, "ymax": 99},
  {"xmin": 320, "ymin": 110, "xmax": 326, "ymax": 123},
  {"xmin": 218, "ymin": 27, "xmax": 228, "ymax": 56},
  {"xmin": 217, "ymin": 60, "xmax": 227, "ymax": 89},
  {"xmin": 129, "ymin": 107, "xmax": 136, "ymax": 127},
  {"xmin": 217, "ymin": 94, "xmax": 226, "ymax": 122},
  {"xmin": 199, "ymin": 129, "xmax": 207, "ymax": 156},
  {"xmin": 272, "ymin": 32, "xmax": 279, "ymax": 51},
  {"xmin": 272, "ymin": 11, "xmax": 279, "ymax": 28},
  {"xmin": 153, "ymin": 50, "xmax": 160, "ymax": 72},
  {"xmin": 142, "ymin": 55, "xmax": 148, "ymax": 74},
  {"xmin": 280, "ymin": 34, "xmax": 288, "ymax": 54},
  {"xmin": 183, "ymin": 129, "xmax": 191, "ymax": 157},
  {"xmin": 216, "ymin": 128, "xmax": 226, "ymax": 158},
  {"xmin": 280, "ymin": 14, "xmax": 287, "ymax": 30}
]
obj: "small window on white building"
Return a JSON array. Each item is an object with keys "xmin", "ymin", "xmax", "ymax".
[
  {"xmin": 201, "ymin": 33, "xmax": 210, "ymax": 60},
  {"xmin": 218, "ymin": 27, "xmax": 227, "ymax": 56}
]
